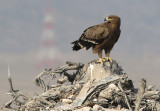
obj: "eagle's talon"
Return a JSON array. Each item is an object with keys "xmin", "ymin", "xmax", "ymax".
[
  {"xmin": 97, "ymin": 58, "xmax": 106, "ymax": 63},
  {"xmin": 106, "ymin": 57, "xmax": 112, "ymax": 63}
]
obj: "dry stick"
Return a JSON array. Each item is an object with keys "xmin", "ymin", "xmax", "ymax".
[
  {"xmin": 118, "ymin": 81, "xmax": 133, "ymax": 111},
  {"xmin": 53, "ymin": 61, "xmax": 84, "ymax": 73},
  {"xmin": 134, "ymin": 78, "xmax": 146, "ymax": 111},
  {"xmin": 36, "ymin": 97, "xmax": 55, "ymax": 107},
  {"xmin": 8, "ymin": 66, "xmax": 14, "ymax": 92},
  {"xmin": 4, "ymin": 96, "xmax": 19, "ymax": 108},
  {"xmin": 4, "ymin": 66, "xmax": 18, "ymax": 108},
  {"xmin": 34, "ymin": 61, "xmax": 84, "ymax": 90},
  {"xmin": 4, "ymin": 66, "xmax": 30, "ymax": 109},
  {"xmin": 34, "ymin": 71, "xmax": 47, "ymax": 91}
]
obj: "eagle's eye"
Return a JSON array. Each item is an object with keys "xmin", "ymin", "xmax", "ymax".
[{"xmin": 108, "ymin": 17, "xmax": 112, "ymax": 19}]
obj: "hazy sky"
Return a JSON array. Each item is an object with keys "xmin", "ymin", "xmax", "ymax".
[{"xmin": 0, "ymin": 0, "xmax": 160, "ymax": 106}]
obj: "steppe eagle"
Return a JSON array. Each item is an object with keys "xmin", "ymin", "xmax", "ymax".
[{"xmin": 71, "ymin": 15, "xmax": 121, "ymax": 63}]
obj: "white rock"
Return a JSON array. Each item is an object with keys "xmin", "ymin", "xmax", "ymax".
[{"xmin": 62, "ymin": 99, "xmax": 73, "ymax": 104}]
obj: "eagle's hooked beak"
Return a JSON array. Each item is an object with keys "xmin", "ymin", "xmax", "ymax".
[{"xmin": 104, "ymin": 17, "xmax": 108, "ymax": 22}]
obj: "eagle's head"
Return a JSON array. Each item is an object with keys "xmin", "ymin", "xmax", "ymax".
[{"xmin": 104, "ymin": 15, "xmax": 121, "ymax": 24}]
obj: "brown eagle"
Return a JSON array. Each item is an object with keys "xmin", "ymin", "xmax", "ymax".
[{"xmin": 71, "ymin": 15, "xmax": 121, "ymax": 63}]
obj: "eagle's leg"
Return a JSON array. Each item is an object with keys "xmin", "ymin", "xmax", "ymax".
[
  {"xmin": 97, "ymin": 50, "xmax": 105, "ymax": 63},
  {"xmin": 105, "ymin": 50, "xmax": 112, "ymax": 63}
]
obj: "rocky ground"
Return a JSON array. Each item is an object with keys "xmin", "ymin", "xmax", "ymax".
[{"xmin": 1, "ymin": 60, "xmax": 160, "ymax": 111}]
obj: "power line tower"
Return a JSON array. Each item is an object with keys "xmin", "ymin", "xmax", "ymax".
[{"xmin": 37, "ymin": 3, "xmax": 58, "ymax": 69}]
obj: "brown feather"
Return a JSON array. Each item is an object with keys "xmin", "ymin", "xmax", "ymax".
[{"xmin": 71, "ymin": 15, "xmax": 121, "ymax": 60}]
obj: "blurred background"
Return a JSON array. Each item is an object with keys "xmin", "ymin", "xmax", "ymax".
[{"xmin": 0, "ymin": 0, "xmax": 160, "ymax": 106}]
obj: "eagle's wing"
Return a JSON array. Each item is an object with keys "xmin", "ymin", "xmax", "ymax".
[
  {"xmin": 71, "ymin": 23, "xmax": 109, "ymax": 51},
  {"xmin": 80, "ymin": 23, "xmax": 109, "ymax": 44}
]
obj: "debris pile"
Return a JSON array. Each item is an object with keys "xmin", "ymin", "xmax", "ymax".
[{"xmin": 1, "ymin": 60, "xmax": 160, "ymax": 111}]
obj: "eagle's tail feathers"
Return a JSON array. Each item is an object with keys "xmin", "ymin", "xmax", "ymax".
[
  {"xmin": 71, "ymin": 40, "xmax": 82, "ymax": 51},
  {"xmin": 71, "ymin": 40, "xmax": 95, "ymax": 51}
]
